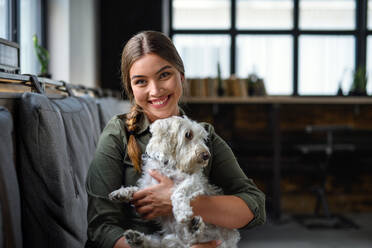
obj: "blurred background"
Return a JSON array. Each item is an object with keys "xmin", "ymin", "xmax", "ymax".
[{"xmin": 1, "ymin": 0, "xmax": 372, "ymax": 247}]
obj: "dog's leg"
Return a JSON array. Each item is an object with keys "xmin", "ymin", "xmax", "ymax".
[
  {"xmin": 108, "ymin": 186, "xmax": 139, "ymax": 202},
  {"xmin": 171, "ymin": 174, "xmax": 205, "ymax": 223}
]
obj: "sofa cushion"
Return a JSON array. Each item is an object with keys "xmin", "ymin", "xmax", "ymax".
[
  {"xmin": 0, "ymin": 107, "xmax": 22, "ymax": 248},
  {"xmin": 96, "ymin": 97, "xmax": 131, "ymax": 130},
  {"xmin": 17, "ymin": 93, "xmax": 100, "ymax": 248}
]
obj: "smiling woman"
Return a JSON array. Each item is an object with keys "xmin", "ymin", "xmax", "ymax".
[
  {"xmin": 85, "ymin": 31, "xmax": 266, "ymax": 248},
  {"xmin": 129, "ymin": 54, "xmax": 183, "ymax": 122}
]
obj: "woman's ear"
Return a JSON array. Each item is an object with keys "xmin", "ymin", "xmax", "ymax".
[{"xmin": 180, "ymin": 73, "xmax": 185, "ymax": 83}]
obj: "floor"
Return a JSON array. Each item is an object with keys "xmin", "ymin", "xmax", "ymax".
[{"xmin": 239, "ymin": 213, "xmax": 372, "ymax": 248}]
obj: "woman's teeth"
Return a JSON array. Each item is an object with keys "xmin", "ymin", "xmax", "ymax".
[{"xmin": 152, "ymin": 96, "xmax": 168, "ymax": 105}]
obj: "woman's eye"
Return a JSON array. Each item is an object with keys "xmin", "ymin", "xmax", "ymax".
[
  {"xmin": 185, "ymin": 130, "xmax": 193, "ymax": 140},
  {"xmin": 159, "ymin": 72, "xmax": 171, "ymax": 79},
  {"xmin": 134, "ymin": 79, "xmax": 146, "ymax": 85}
]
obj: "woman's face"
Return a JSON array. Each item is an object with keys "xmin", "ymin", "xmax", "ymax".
[{"xmin": 129, "ymin": 53, "xmax": 183, "ymax": 122}]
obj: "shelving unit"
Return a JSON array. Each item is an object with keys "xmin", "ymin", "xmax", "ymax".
[{"xmin": 182, "ymin": 96, "xmax": 372, "ymax": 105}]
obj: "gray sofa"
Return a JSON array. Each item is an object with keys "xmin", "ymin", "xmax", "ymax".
[
  {"xmin": 0, "ymin": 107, "xmax": 23, "ymax": 248},
  {"xmin": 0, "ymin": 92, "xmax": 130, "ymax": 248}
]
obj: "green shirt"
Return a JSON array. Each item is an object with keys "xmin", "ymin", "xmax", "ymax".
[{"xmin": 85, "ymin": 112, "xmax": 266, "ymax": 248}]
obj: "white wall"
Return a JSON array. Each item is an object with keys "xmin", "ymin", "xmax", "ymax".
[{"xmin": 48, "ymin": 0, "xmax": 98, "ymax": 88}]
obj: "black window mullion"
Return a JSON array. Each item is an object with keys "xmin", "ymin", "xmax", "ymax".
[
  {"xmin": 8, "ymin": 0, "xmax": 18, "ymax": 42},
  {"xmin": 293, "ymin": 0, "xmax": 299, "ymax": 96},
  {"xmin": 41, "ymin": 0, "xmax": 47, "ymax": 48},
  {"xmin": 231, "ymin": 0, "xmax": 236, "ymax": 75},
  {"xmin": 14, "ymin": 0, "xmax": 20, "ymax": 43},
  {"xmin": 356, "ymin": 0, "xmax": 367, "ymax": 70},
  {"xmin": 169, "ymin": 0, "xmax": 173, "ymax": 39}
]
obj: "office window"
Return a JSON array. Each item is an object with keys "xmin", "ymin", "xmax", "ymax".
[
  {"xmin": 367, "ymin": 37, "xmax": 372, "ymax": 95},
  {"xmin": 299, "ymin": 0, "xmax": 355, "ymax": 30},
  {"xmin": 173, "ymin": 35, "xmax": 230, "ymax": 78},
  {"xmin": 236, "ymin": 35, "xmax": 292, "ymax": 95},
  {"xmin": 236, "ymin": 0, "xmax": 293, "ymax": 30},
  {"xmin": 173, "ymin": 0, "xmax": 231, "ymax": 29},
  {"xmin": 299, "ymin": 36, "xmax": 354, "ymax": 95},
  {"xmin": 367, "ymin": 0, "xmax": 372, "ymax": 96},
  {"xmin": 170, "ymin": 0, "xmax": 367, "ymax": 96},
  {"xmin": 368, "ymin": 0, "xmax": 372, "ymax": 29},
  {"xmin": 20, "ymin": 0, "xmax": 43, "ymax": 74},
  {"xmin": 0, "ymin": 0, "xmax": 10, "ymax": 40}
]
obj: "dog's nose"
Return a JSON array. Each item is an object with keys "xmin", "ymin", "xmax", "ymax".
[{"xmin": 201, "ymin": 152, "xmax": 210, "ymax": 161}]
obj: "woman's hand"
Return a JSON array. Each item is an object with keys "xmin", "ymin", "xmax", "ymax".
[
  {"xmin": 131, "ymin": 170, "xmax": 174, "ymax": 220},
  {"xmin": 191, "ymin": 240, "xmax": 222, "ymax": 248}
]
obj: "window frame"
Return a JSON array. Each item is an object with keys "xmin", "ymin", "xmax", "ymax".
[{"xmin": 168, "ymin": 0, "xmax": 368, "ymax": 96}]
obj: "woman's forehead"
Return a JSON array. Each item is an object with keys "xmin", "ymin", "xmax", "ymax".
[{"xmin": 130, "ymin": 53, "xmax": 173, "ymax": 76}]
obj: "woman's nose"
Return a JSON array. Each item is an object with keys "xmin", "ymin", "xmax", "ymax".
[{"xmin": 149, "ymin": 81, "xmax": 163, "ymax": 96}]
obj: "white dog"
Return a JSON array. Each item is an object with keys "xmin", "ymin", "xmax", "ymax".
[{"xmin": 109, "ymin": 116, "xmax": 240, "ymax": 248}]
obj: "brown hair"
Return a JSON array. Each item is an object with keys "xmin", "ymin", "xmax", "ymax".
[{"xmin": 121, "ymin": 30, "xmax": 185, "ymax": 172}]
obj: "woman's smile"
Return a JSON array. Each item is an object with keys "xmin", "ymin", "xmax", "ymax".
[{"xmin": 149, "ymin": 94, "xmax": 171, "ymax": 108}]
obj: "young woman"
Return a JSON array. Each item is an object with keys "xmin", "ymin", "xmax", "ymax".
[{"xmin": 85, "ymin": 31, "xmax": 266, "ymax": 248}]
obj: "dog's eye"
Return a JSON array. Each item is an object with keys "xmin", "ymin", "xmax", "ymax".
[{"xmin": 185, "ymin": 130, "xmax": 193, "ymax": 140}]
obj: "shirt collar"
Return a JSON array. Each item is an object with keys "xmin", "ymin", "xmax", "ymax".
[{"xmin": 135, "ymin": 106, "xmax": 186, "ymax": 135}]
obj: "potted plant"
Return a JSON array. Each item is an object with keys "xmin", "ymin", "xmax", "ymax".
[
  {"xmin": 246, "ymin": 73, "xmax": 267, "ymax": 96},
  {"xmin": 33, "ymin": 34, "xmax": 50, "ymax": 78},
  {"xmin": 349, "ymin": 66, "xmax": 368, "ymax": 96}
]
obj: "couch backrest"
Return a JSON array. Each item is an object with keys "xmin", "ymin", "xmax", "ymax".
[
  {"xmin": 0, "ymin": 107, "xmax": 23, "ymax": 248},
  {"xmin": 96, "ymin": 97, "xmax": 131, "ymax": 130},
  {"xmin": 16, "ymin": 93, "xmax": 101, "ymax": 248}
]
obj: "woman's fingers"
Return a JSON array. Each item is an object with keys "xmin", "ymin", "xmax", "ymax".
[
  {"xmin": 130, "ymin": 170, "xmax": 174, "ymax": 219},
  {"xmin": 191, "ymin": 240, "xmax": 222, "ymax": 248},
  {"xmin": 149, "ymin": 169, "xmax": 167, "ymax": 182}
]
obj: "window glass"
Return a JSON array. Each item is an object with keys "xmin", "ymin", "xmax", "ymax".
[
  {"xmin": 173, "ymin": 0, "xmax": 230, "ymax": 29},
  {"xmin": 299, "ymin": 0, "xmax": 355, "ymax": 30},
  {"xmin": 236, "ymin": 0, "xmax": 293, "ymax": 30},
  {"xmin": 366, "ymin": 36, "xmax": 372, "ymax": 95},
  {"xmin": 20, "ymin": 0, "xmax": 43, "ymax": 74},
  {"xmin": 0, "ymin": 0, "xmax": 9, "ymax": 39},
  {"xmin": 299, "ymin": 36, "xmax": 354, "ymax": 95},
  {"xmin": 236, "ymin": 35, "xmax": 292, "ymax": 95},
  {"xmin": 368, "ymin": 0, "xmax": 372, "ymax": 30},
  {"xmin": 173, "ymin": 35, "xmax": 230, "ymax": 78}
]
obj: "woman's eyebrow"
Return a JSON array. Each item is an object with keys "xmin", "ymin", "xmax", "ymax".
[
  {"xmin": 131, "ymin": 65, "xmax": 172, "ymax": 80},
  {"xmin": 155, "ymin": 65, "xmax": 172, "ymax": 74},
  {"xmin": 131, "ymin": 75, "xmax": 145, "ymax": 80}
]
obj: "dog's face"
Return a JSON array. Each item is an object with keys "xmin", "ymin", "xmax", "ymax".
[{"xmin": 146, "ymin": 116, "xmax": 210, "ymax": 174}]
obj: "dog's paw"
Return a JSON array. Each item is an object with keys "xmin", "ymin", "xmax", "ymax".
[
  {"xmin": 190, "ymin": 216, "xmax": 205, "ymax": 234},
  {"xmin": 123, "ymin": 230, "xmax": 145, "ymax": 248},
  {"xmin": 108, "ymin": 186, "xmax": 137, "ymax": 203},
  {"xmin": 108, "ymin": 187, "xmax": 126, "ymax": 202}
]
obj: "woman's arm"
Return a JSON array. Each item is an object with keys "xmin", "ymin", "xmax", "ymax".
[
  {"xmin": 132, "ymin": 171, "xmax": 255, "ymax": 229},
  {"xmin": 191, "ymin": 195, "xmax": 254, "ymax": 229}
]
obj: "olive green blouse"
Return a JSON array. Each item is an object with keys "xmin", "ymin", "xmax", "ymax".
[{"xmin": 85, "ymin": 112, "xmax": 266, "ymax": 248}]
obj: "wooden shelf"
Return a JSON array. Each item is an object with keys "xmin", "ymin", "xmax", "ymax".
[{"xmin": 182, "ymin": 96, "xmax": 372, "ymax": 105}]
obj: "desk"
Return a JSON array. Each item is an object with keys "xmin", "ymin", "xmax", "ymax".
[{"xmin": 182, "ymin": 96, "xmax": 372, "ymax": 221}]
